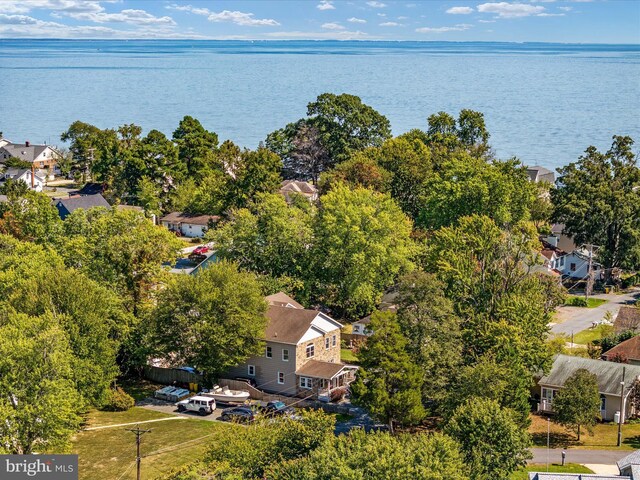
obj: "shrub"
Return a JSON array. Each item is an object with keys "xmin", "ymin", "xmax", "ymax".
[
  {"xmin": 567, "ymin": 297, "xmax": 588, "ymax": 307},
  {"xmin": 102, "ymin": 387, "xmax": 135, "ymax": 411}
]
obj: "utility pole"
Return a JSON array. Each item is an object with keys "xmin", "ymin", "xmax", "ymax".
[
  {"xmin": 618, "ymin": 367, "xmax": 626, "ymax": 447},
  {"xmin": 126, "ymin": 425, "xmax": 151, "ymax": 480}
]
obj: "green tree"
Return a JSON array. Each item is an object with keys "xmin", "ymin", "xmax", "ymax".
[
  {"xmin": 307, "ymin": 93, "xmax": 392, "ymax": 163},
  {"xmin": 276, "ymin": 121, "xmax": 331, "ymax": 184},
  {"xmin": 61, "ymin": 121, "xmax": 118, "ymax": 180},
  {"xmin": 553, "ymin": 368, "xmax": 601, "ymax": 441},
  {"xmin": 209, "ymin": 193, "xmax": 313, "ymax": 280},
  {"xmin": 152, "ymin": 261, "xmax": 268, "ymax": 381},
  {"xmin": 0, "ymin": 237, "xmax": 133, "ymax": 404},
  {"xmin": 552, "ymin": 135, "xmax": 640, "ymax": 271},
  {"xmin": 269, "ymin": 429, "xmax": 468, "ymax": 480},
  {"xmin": 457, "ymin": 109, "xmax": 490, "ymax": 149},
  {"xmin": 312, "ymin": 185, "xmax": 415, "ymax": 319},
  {"xmin": 0, "ymin": 191, "xmax": 62, "ymax": 244},
  {"xmin": 172, "ymin": 115, "xmax": 219, "ymax": 178},
  {"xmin": 3, "ymin": 157, "xmax": 32, "ymax": 169},
  {"xmin": 227, "ymin": 147, "xmax": 282, "ymax": 210},
  {"xmin": 0, "ymin": 312, "xmax": 83, "ymax": 454},
  {"xmin": 396, "ymin": 271, "xmax": 462, "ymax": 409},
  {"xmin": 0, "ymin": 177, "xmax": 29, "ymax": 196},
  {"xmin": 59, "ymin": 208, "xmax": 182, "ymax": 315},
  {"xmin": 319, "ymin": 152, "xmax": 391, "ymax": 194},
  {"xmin": 350, "ymin": 311, "xmax": 425, "ymax": 433},
  {"xmin": 445, "ymin": 398, "xmax": 531, "ymax": 480}
]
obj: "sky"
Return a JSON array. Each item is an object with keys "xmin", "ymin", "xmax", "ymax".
[{"xmin": 0, "ymin": 0, "xmax": 638, "ymax": 44}]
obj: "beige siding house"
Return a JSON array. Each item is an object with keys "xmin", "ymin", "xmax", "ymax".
[
  {"xmin": 537, "ymin": 354, "xmax": 640, "ymax": 422},
  {"xmin": 225, "ymin": 292, "xmax": 357, "ymax": 400}
]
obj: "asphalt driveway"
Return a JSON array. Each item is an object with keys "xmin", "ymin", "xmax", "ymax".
[{"xmin": 550, "ymin": 289, "xmax": 639, "ymax": 336}]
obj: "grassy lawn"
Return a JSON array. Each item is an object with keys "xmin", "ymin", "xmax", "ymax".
[
  {"xmin": 511, "ymin": 464, "xmax": 593, "ymax": 479},
  {"xmin": 73, "ymin": 408, "xmax": 235, "ymax": 480},
  {"xmin": 529, "ymin": 414, "xmax": 640, "ymax": 450},
  {"xmin": 565, "ymin": 295, "xmax": 608, "ymax": 308},
  {"xmin": 572, "ymin": 324, "xmax": 614, "ymax": 345},
  {"xmin": 341, "ymin": 348, "xmax": 359, "ymax": 363},
  {"xmin": 118, "ymin": 377, "xmax": 163, "ymax": 402}
]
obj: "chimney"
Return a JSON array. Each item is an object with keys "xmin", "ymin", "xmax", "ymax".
[{"xmin": 25, "ymin": 140, "xmax": 30, "ymax": 147}]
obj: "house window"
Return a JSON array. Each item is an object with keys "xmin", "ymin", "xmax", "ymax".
[
  {"xmin": 325, "ymin": 337, "xmax": 330, "ymax": 349},
  {"xmin": 300, "ymin": 377, "xmax": 312, "ymax": 389},
  {"xmin": 570, "ymin": 263, "xmax": 576, "ymax": 272},
  {"xmin": 541, "ymin": 388, "xmax": 555, "ymax": 402},
  {"xmin": 600, "ymin": 394, "xmax": 606, "ymax": 411},
  {"xmin": 353, "ymin": 325, "xmax": 361, "ymax": 334},
  {"xmin": 266, "ymin": 346, "xmax": 272, "ymax": 358},
  {"xmin": 332, "ymin": 335, "xmax": 337, "ymax": 347},
  {"xmin": 248, "ymin": 365, "xmax": 255, "ymax": 376},
  {"xmin": 278, "ymin": 372, "xmax": 285, "ymax": 384},
  {"xmin": 306, "ymin": 343, "xmax": 315, "ymax": 358},
  {"xmin": 282, "ymin": 349, "xmax": 289, "ymax": 362}
]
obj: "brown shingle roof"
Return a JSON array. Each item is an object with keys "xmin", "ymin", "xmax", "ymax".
[
  {"xmin": 265, "ymin": 306, "xmax": 321, "ymax": 344},
  {"xmin": 615, "ymin": 306, "xmax": 640, "ymax": 333},
  {"xmin": 160, "ymin": 212, "xmax": 220, "ymax": 226},
  {"xmin": 602, "ymin": 336, "xmax": 640, "ymax": 362},
  {"xmin": 296, "ymin": 360, "xmax": 351, "ymax": 379},
  {"xmin": 266, "ymin": 292, "xmax": 304, "ymax": 309}
]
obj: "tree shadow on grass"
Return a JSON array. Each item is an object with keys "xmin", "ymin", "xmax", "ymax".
[
  {"xmin": 623, "ymin": 435, "xmax": 640, "ymax": 449},
  {"xmin": 532, "ymin": 431, "xmax": 579, "ymax": 449}
]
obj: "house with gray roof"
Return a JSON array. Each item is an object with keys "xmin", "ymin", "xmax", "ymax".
[
  {"xmin": 55, "ymin": 194, "xmax": 110, "ymax": 220},
  {"xmin": 1, "ymin": 167, "xmax": 46, "ymax": 192},
  {"xmin": 0, "ymin": 141, "xmax": 59, "ymax": 171},
  {"xmin": 527, "ymin": 165, "xmax": 556, "ymax": 184},
  {"xmin": 537, "ymin": 354, "xmax": 640, "ymax": 421},
  {"xmin": 618, "ymin": 450, "xmax": 640, "ymax": 478},
  {"xmin": 160, "ymin": 212, "xmax": 220, "ymax": 238},
  {"xmin": 225, "ymin": 292, "xmax": 357, "ymax": 400},
  {"xmin": 279, "ymin": 180, "xmax": 318, "ymax": 203}
]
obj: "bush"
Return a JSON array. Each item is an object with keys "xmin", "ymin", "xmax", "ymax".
[
  {"xmin": 102, "ymin": 387, "xmax": 135, "ymax": 411},
  {"xmin": 567, "ymin": 297, "xmax": 588, "ymax": 307}
]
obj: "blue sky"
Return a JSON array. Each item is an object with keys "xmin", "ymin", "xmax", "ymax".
[{"xmin": 0, "ymin": 1, "xmax": 638, "ymax": 43}]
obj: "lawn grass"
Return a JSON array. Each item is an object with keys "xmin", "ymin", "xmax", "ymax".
[
  {"xmin": 118, "ymin": 377, "xmax": 163, "ymax": 402},
  {"xmin": 565, "ymin": 295, "xmax": 608, "ymax": 308},
  {"xmin": 572, "ymin": 324, "xmax": 614, "ymax": 345},
  {"xmin": 510, "ymin": 464, "xmax": 593, "ymax": 480},
  {"xmin": 529, "ymin": 414, "xmax": 640, "ymax": 450},
  {"xmin": 341, "ymin": 348, "xmax": 359, "ymax": 363},
  {"xmin": 73, "ymin": 408, "xmax": 235, "ymax": 480}
]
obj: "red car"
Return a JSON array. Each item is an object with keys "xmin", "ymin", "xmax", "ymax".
[{"xmin": 193, "ymin": 245, "xmax": 209, "ymax": 255}]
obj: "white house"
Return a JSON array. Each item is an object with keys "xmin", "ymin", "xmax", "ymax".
[
  {"xmin": 160, "ymin": 212, "xmax": 220, "ymax": 238},
  {"xmin": 1, "ymin": 168, "xmax": 46, "ymax": 192},
  {"xmin": 555, "ymin": 250, "xmax": 603, "ymax": 280}
]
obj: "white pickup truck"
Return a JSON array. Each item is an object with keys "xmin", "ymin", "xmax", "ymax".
[{"xmin": 176, "ymin": 395, "xmax": 216, "ymax": 416}]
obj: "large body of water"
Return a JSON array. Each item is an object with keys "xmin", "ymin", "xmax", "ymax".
[{"xmin": 0, "ymin": 40, "xmax": 639, "ymax": 169}]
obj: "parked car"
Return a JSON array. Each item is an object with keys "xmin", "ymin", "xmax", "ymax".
[
  {"xmin": 261, "ymin": 401, "xmax": 294, "ymax": 417},
  {"xmin": 220, "ymin": 406, "xmax": 256, "ymax": 423},
  {"xmin": 176, "ymin": 396, "xmax": 216, "ymax": 416},
  {"xmin": 193, "ymin": 245, "xmax": 209, "ymax": 255}
]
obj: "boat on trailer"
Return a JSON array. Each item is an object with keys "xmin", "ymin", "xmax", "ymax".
[{"xmin": 201, "ymin": 384, "xmax": 251, "ymax": 403}]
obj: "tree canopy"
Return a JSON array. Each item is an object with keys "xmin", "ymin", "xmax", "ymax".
[{"xmin": 553, "ymin": 368, "xmax": 601, "ymax": 440}]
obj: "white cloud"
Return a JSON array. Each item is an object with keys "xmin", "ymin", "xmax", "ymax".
[
  {"xmin": 416, "ymin": 23, "xmax": 473, "ymax": 33},
  {"xmin": 477, "ymin": 2, "xmax": 545, "ymax": 18},
  {"xmin": 380, "ymin": 21, "xmax": 402, "ymax": 26},
  {"xmin": 1, "ymin": 0, "xmax": 107, "ymax": 15},
  {"xmin": 397, "ymin": 16, "xmax": 409, "ymax": 20},
  {"xmin": 377, "ymin": 13, "xmax": 386, "ymax": 17},
  {"xmin": 167, "ymin": 4, "xmax": 279, "ymax": 26},
  {"xmin": 536, "ymin": 12, "xmax": 565, "ymax": 16},
  {"xmin": 446, "ymin": 6, "xmax": 474, "ymax": 14},
  {"xmin": 61, "ymin": 9, "xmax": 176, "ymax": 26},
  {"xmin": 0, "ymin": 12, "xmax": 202, "ymax": 38},
  {"xmin": 322, "ymin": 22, "xmax": 345, "ymax": 30},
  {"xmin": 317, "ymin": 1, "xmax": 335, "ymax": 10},
  {"xmin": 478, "ymin": 19, "xmax": 496, "ymax": 23},
  {"xmin": 347, "ymin": 17, "xmax": 367, "ymax": 23},
  {"xmin": 207, "ymin": 10, "xmax": 280, "ymax": 26},
  {"xmin": 367, "ymin": 1, "xmax": 387, "ymax": 8},
  {"xmin": 558, "ymin": 6, "xmax": 573, "ymax": 11}
]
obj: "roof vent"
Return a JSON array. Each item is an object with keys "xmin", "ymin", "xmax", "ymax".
[{"xmin": 25, "ymin": 141, "xmax": 30, "ymax": 147}]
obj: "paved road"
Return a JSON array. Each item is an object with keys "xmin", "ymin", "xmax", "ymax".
[
  {"xmin": 550, "ymin": 289, "xmax": 639, "ymax": 336},
  {"xmin": 531, "ymin": 447, "xmax": 630, "ymax": 465}
]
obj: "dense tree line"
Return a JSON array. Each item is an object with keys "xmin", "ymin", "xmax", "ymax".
[{"xmin": 0, "ymin": 91, "xmax": 637, "ymax": 476}]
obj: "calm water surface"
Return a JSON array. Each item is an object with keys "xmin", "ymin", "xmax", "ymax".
[{"xmin": 0, "ymin": 40, "xmax": 639, "ymax": 169}]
